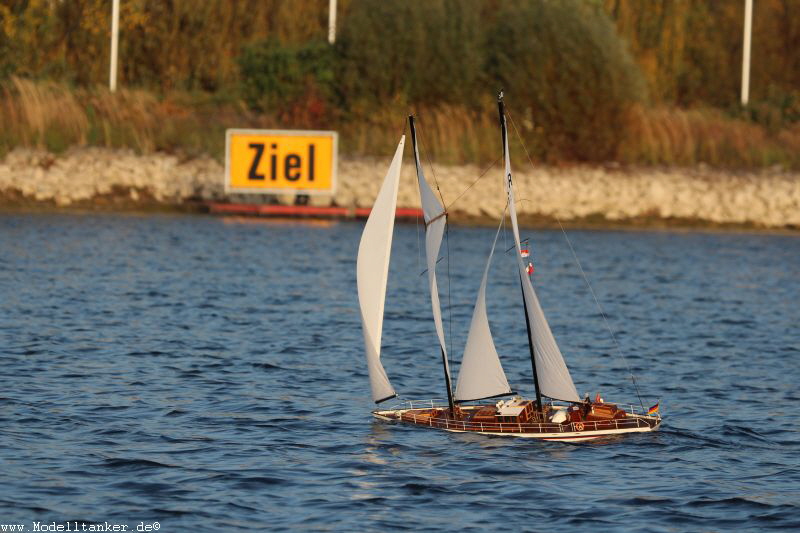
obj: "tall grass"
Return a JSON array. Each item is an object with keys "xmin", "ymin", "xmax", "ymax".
[
  {"xmin": 0, "ymin": 77, "xmax": 254, "ymax": 158},
  {"xmin": 622, "ymin": 105, "xmax": 800, "ymax": 169},
  {"xmin": 337, "ymin": 102, "xmax": 500, "ymax": 165},
  {"xmin": 2, "ymin": 78, "xmax": 799, "ymax": 170},
  {"xmin": 1, "ymin": 78, "xmax": 88, "ymax": 151}
]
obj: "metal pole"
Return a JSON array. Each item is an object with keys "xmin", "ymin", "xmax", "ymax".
[
  {"xmin": 328, "ymin": 0, "xmax": 337, "ymax": 44},
  {"xmin": 519, "ymin": 277, "xmax": 543, "ymax": 413},
  {"xmin": 741, "ymin": 0, "xmax": 753, "ymax": 105},
  {"xmin": 110, "ymin": 0, "xmax": 120, "ymax": 92}
]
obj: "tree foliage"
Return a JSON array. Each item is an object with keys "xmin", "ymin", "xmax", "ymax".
[
  {"xmin": 604, "ymin": 0, "xmax": 800, "ymax": 108},
  {"xmin": 486, "ymin": 0, "xmax": 644, "ymax": 161},
  {"xmin": 1, "ymin": 0, "xmax": 798, "ymax": 167}
]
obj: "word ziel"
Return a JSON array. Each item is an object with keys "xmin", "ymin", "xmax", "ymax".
[
  {"xmin": 247, "ymin": 142, "xmax": 316, "ymax": 183},
  {"xmin": 226, "ymin": 129, "xmax": 337, "ymax": 195}
]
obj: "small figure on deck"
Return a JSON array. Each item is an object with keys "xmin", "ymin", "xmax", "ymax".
[
  {"xmin": 582, "ymin": 393, "xmax": 592, "ymax": 418},
  {"xmin": 526, "ymin": 262, "xmax": 534, "ymax": 276}
]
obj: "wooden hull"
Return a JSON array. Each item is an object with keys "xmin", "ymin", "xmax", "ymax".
[{"xmin": 373, "ymin": 401, "xmax": 661, "ymax": 442}]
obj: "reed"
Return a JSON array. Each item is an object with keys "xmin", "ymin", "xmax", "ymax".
[
  {"xmin": 621, "ymin": 105, "xmax": 800, "ymax": 169},
  {"xmin": 0, "ymin": 78, "xmax": 239, "ymax": 158},
  {"xmin": 4, "ymin": 77, "xmax": 88, "ymax": 151},
  {"xmin": 2, "ymin": 78, "xmax": 799, "ymax": 170}
]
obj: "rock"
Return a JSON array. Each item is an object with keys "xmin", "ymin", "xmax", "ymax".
[{"xmin": 0, "ymin": 147, "xmax": 799, "ymax": 228}]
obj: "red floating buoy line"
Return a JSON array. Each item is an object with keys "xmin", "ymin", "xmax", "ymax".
[{"xmin": 204, "ymin": 202, "xmax": 423, "ymax": 220}]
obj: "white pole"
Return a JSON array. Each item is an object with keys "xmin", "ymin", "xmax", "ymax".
[
  {"xmin": 110, "ymin": 0, "xmax": 120, "ymax": 92},
  {"xmin": 741, "ymin": 0, "xmax": 753, "ymax": 105},
  {"xmin": 328, "ymin": 0, "xmax": 337, "ymax": 44}
]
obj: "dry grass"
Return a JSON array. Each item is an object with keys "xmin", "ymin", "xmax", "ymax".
[
  {"xmin": 0, "ymin": 77, "xmax": 239, "ymax": 157},
  {"xmin": 2, "ymin": 78, "xmax": 799, "ymax": 170},
  {"xmin": 3, "ymin": 77, "xmax": 88, "ymax": 149},
  {"xmin": 338, "ymin": 102, "xmax": 501, "ymax": 165},
  {"xmin": 622, "ymin": 104, "xmax": 800, "ymax": 169}
]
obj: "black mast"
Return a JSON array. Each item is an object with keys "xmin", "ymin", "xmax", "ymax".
[
  {"xmin": 409, "ymin": 114, "xmax": 456, "ymax": 416},
  {"xmin": 497, "ymin": 93, "xmax": 544, "ymax": 413}
]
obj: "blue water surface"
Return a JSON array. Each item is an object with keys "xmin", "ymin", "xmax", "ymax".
[{"xmin": 1, "ymin": 213, "xmax": 798, "ymax": 532}]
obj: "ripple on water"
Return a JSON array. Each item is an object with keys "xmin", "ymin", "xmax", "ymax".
[{"xmin": 1, "ymin": 214, "xmax": 799, "ymax": 530}]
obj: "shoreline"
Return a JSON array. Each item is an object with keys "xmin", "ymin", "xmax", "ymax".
[
  {"xmin": 3, "ymin": 203, "xmax": 798, "ymax": 237},
  {"xmin": 1, "ymin": 147, "xmax": 798, "ymax": 233}
]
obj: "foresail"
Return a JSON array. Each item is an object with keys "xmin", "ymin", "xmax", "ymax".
[
  {"xmin": 410, "ymin": 121, "xmax": 450, "ymax": 379},
  {"xmin": 455, "ymin": 220, "xmax": 512, "ymax": 402},
  {"xmin": 357, "ymin": 137, "xmax": 404, "ymax": 403},
  {"xmin": 500, "ymin": 106, "xmax": 581, "ymax": 403}
]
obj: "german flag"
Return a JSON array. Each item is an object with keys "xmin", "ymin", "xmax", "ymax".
[{"xmin": 648, "ymin": 402, "xmax": 660, "ymax": 415}]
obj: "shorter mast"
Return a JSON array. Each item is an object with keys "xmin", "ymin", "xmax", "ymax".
[{"xmin": 409, "ymin": 115, "xmax": 455, "ymax": 414}]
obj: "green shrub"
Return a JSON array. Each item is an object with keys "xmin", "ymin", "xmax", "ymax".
[
  {"xmin": 334, "ymin": 0, "xmax": 485, "ymax": 113},
  {"xmin": 238, "ymin": 38, "xmax": 334, "ymax": 125},
  {"xmin": 486, "ymin": 0, "xmax": 645, "ymax": 162}
]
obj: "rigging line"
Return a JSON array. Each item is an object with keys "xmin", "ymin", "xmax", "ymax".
[
  {"xmin": 414, "ymin": 115, "xmax": 448, "ymax": 209},
  {"xmin": 445, "ymin": 155, "xmax": 503, "ymax": 212},
  {"xmin": 506, "ymin": 111, "xmax": 646, "ymax": 411},
  {"xmin": 414, "ymin": 114, "xmax": 454, "ymax": 381}
]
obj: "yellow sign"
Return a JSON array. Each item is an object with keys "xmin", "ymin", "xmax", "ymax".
[{"xmin": 225, "ymin": 129, "xmax": 338, "ymax": 194}]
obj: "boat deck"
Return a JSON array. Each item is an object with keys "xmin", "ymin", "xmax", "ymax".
[{"xmin": 373, "ymin": 400, "xmax": 661, "ymax": 440}]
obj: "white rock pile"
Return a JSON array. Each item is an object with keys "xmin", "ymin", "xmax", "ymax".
[
  {"xmin": 1, "ymin": 147, "xmax": 798, "ymax": 228},
  {"xmin": 0, "ymin": 148, "xmax": 224, "ymax": 206}
]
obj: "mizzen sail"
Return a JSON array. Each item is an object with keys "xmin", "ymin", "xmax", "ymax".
[
  {"xmin": 357, "ymin": 137, "xmax": 405, "ymax": 403},
  {"xmin": 499, "ymin": 98, "xmax": 580, "ymax": 402},
  {"xmin": 455, "ymin": 219, "xmax": 512, "ymax": 402}
]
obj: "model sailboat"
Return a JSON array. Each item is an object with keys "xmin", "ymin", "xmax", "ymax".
[{"xmin": 357, "ymin": 94, "xmax": 661, "ymax": 442}]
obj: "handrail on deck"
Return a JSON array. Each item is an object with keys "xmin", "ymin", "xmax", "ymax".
[
  {"xmin": 384, "ymin": 398, "xmax": 660, "ymax": 422},
  {"xmin": 389, "ymin": 399, "xmax": 660, "ymax": 434}
]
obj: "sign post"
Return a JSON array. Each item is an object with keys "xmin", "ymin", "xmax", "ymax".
[
  {"xmin": 109, "ymin": 0, "xmax": 120, "ymax": 92},
  {"xmin": 741, "ymin": 0, "xmax": 753, "ymax": 106},
  {"xmin": 225, "ymin": 129, "xmax": 338, "ymax": 195}
]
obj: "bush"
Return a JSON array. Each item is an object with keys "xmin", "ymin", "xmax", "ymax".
[
  {"xmin": 238, "ymin": 38, "xmax": 334, "ymax": 126},
  {"xmin": 486, "ymin": 0, "xmax": 645, "ymax": 162},
  {"xmin": 334, "ymin": 0, "xmax": 485, "ymax": 113}
]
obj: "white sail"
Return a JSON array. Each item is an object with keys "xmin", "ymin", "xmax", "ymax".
[
  {"xmin": 500, "ymin": 110, "xmax": 581, "ymax": 402},
  {"xmin": 410, "ymin": 123, "xmax": 451, "ymax": 383},
  {"xmin": 455, "ymin": 220, "xmax": 512, "ymax": 402},
  {"xmin": 357, "ymin": 137, "xmax": 405, "ymax": 403}
]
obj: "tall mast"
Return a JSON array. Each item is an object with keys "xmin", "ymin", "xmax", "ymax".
[
  {"xmin": 497, "ymin": 93, "xmax": 543, "ymax": 412},
  {"xmin": 409, "ymin": 115, "xmax": 456, "ymax": 415}
]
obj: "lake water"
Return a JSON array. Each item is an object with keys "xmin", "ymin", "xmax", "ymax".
[{"xmin": 1, "ymin": 213, "xmax": 798, "ymax": 532}]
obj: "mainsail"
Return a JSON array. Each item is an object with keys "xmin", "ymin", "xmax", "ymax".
[
  {"xmin": 357, "ymin": 137, "xmax": 405, "ymax": 403},
  {"xmin": 409, "ymin": 117, "xmax": 454, "ymax": 407},
  {"xmin": 455, "ymin": 218, "xmax": 513, "ymax": 402},
  {"xmin": 498, "ymin": 97, "xmax": 581, "ymax": 403}
]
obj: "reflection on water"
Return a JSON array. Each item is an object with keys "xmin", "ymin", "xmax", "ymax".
[{"xmin": 221, "ymin": 215, "xmax": 339, "ymax": 227}]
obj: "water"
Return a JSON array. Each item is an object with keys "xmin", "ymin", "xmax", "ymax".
[{"xmin": 1, "ymin": 213, "xmax": 798, "ymax": 532}]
